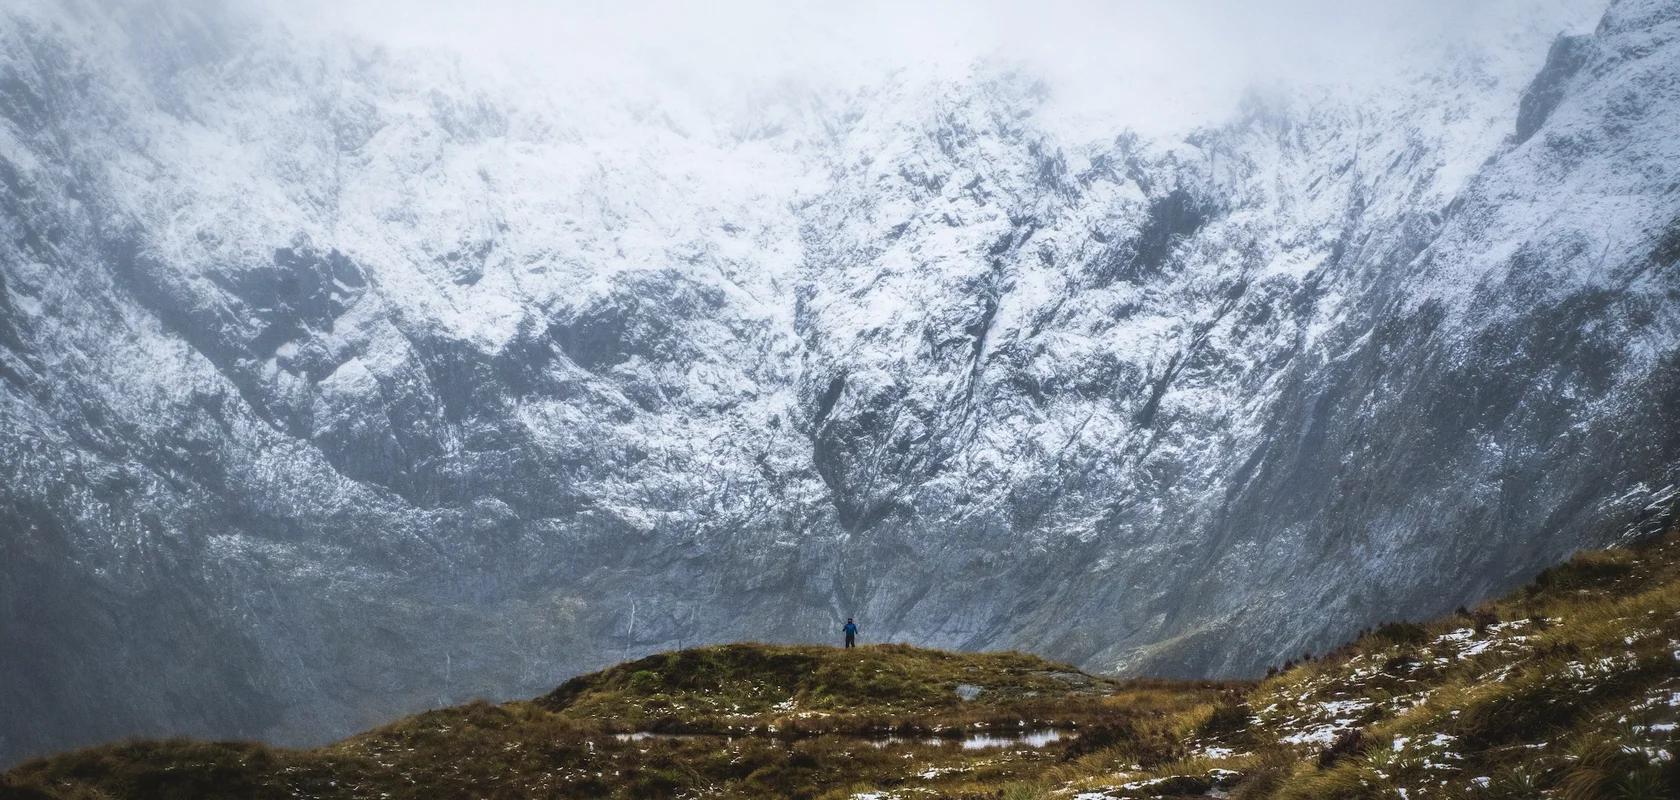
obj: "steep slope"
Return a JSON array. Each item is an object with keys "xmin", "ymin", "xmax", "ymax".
[
  {"xmin": 4, "ymin": 0, "xmax": 1680, "ymax": 766},
  {"xmin": 7, "ymin": 524, "xmax": 1680, "ymax": 799}
]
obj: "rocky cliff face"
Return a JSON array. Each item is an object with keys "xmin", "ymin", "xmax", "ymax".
[{"xmin": 3, "ymin": 0, "xmax": 1678, "ymax": 766}]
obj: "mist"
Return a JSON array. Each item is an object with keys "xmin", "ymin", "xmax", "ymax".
[
  {"xmin": 264, "ymin": 0, "xmax": 1607, "ymax": 134},
  {"xmin": 10, "ymin": 0, "xmax": 1680, "ymax": 780}
]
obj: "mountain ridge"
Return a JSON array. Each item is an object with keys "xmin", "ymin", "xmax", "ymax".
[{"xmin": 4, "ymin": 0, "xmax": 1680, "ymax": 766}]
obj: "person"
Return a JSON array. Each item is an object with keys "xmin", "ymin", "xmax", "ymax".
[{"xmin": 843, "ymin": 617, "xmax": 858, "ymax": 648}]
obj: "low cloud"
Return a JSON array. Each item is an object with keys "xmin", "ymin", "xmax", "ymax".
[{"xmin": 262, "ymin": 0, "xmax": 1607, "ymax": 133}]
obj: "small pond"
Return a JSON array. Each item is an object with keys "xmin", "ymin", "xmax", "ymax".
[
  {"xmin": 868, "ymin": 729, "xmax": 1068, "ymax": 749},
  {"xmin": 612, "ymin": 729, "xmax": 1072, "ymax": 749}
]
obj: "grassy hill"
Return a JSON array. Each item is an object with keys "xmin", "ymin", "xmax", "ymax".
[{"xmin": 6, "ymin": 528, "xmax": 1680, "ymax": 799}]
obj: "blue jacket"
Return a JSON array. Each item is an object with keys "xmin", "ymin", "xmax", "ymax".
[{"xmin": 843, "ymin": 622, "xmax": 858, "ymax": 635}]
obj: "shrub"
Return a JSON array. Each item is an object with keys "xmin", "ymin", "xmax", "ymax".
[
  {"xmin": 1372, "ymin": 622, "xmax": 1430, "ymax": 647},
  {"xmin": 1061, "ymin": 720, "xmax": 1180, "ymax": 767},
  {"xmin": 1145, "ymin": 775, "xmax": 1215, "ymax": 795},
  {"xmin": 1316, "ymin": 729, "xmax": 1369, "ymax": 769},
  {"xmin": 1614, "ymin": 769, "xmax": 1668, "ymax": 800},
  {"xmin": 1197, "ymin": 703, "xmax": 1254, "ymax": 744},
  {"xmin": 628, "ymin": 670, "xmax": 662, "ymax": 693},
  {"xmin": 1533, "ymin": 553, "xmax": 1634, "ymax": 592}
]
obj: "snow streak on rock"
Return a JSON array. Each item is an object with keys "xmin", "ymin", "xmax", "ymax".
[{"xmin": 2, "ymin": 0, "xmax": 1678, "ymax": 765}]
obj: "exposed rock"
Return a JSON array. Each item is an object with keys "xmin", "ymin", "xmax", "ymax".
[{"xmin": 2, "ymin": 0, "xmax": 1677, "ymax": 768}]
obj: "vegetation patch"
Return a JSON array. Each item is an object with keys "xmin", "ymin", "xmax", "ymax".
[{"xmin": 9, "ymin": 528, "xmax": 1680, "ymax": 799}]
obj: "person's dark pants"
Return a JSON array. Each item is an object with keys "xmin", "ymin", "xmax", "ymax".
[{"xmin": 845, "ymin": 634, "xmax": 855, "ymax": 648}]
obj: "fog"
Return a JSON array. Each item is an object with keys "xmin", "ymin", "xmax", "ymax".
[{"xmin": 268, "ymin": 0, "xmax": 1606, "ymax": 135}]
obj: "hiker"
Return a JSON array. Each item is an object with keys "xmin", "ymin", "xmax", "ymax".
[{"xmin": 843, "ymin": 617, "xmax": 858, "ymax": 648}]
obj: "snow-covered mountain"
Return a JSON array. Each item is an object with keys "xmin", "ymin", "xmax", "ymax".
[{"xmin": 3, "ymin": 0, "xmax": 1679, "ymax": 765}]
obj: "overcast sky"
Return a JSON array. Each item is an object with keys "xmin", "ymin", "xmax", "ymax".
[{"xmin": 266, "ymin": 0, "xmax": 1607, "ymax": 134}]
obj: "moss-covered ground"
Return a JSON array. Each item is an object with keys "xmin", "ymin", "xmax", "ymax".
[{"xmin": 7, "ymin": 526, "xmax": 1680, "ymax": 799}]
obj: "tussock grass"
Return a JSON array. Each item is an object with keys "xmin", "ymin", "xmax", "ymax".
[
  {"xmin": 6, "ymin": 645, "xmax": 1236, "ymax": 799},
  {"xmin": 1223, "ymin": 527, "xmax": 1680, "ymax": 800},
  {"xmin": 10, "ymin": 527, "xmax": 1680, "ymax": 799}
]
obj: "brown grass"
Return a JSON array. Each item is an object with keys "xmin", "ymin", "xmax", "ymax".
[{"xmin": 11, "ymin": 529, "xmax": 1680, "ymax": 799}]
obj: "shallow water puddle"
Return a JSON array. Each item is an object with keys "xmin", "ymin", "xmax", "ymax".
[
  {"xmin": 958, "ymin": 729, "xmax": 1066, "ymax": 749},
  {"xmin": 612, "ymin": 729, "xmax": 1071, "ymax": 749},
  {"xmin": 613, "ymin": 732, "xmax": 713, "ymax": 742},
  {"xmin": 868, "ymin": 729, "xmax": 1068, "ymax": 749}
]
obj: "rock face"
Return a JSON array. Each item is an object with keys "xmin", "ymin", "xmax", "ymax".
[{"xmin": 2, "ymin": 0, "xmax": 1678, "ymax": 765}]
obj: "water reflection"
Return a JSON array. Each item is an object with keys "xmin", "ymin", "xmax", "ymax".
[
  {"xmin": 610, "ymin": 729, "xmax": 1071, "ymax": 749},
  {"xmin": 868, "ymin": 729, "xmax": 1067, "ymax": 749}
]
